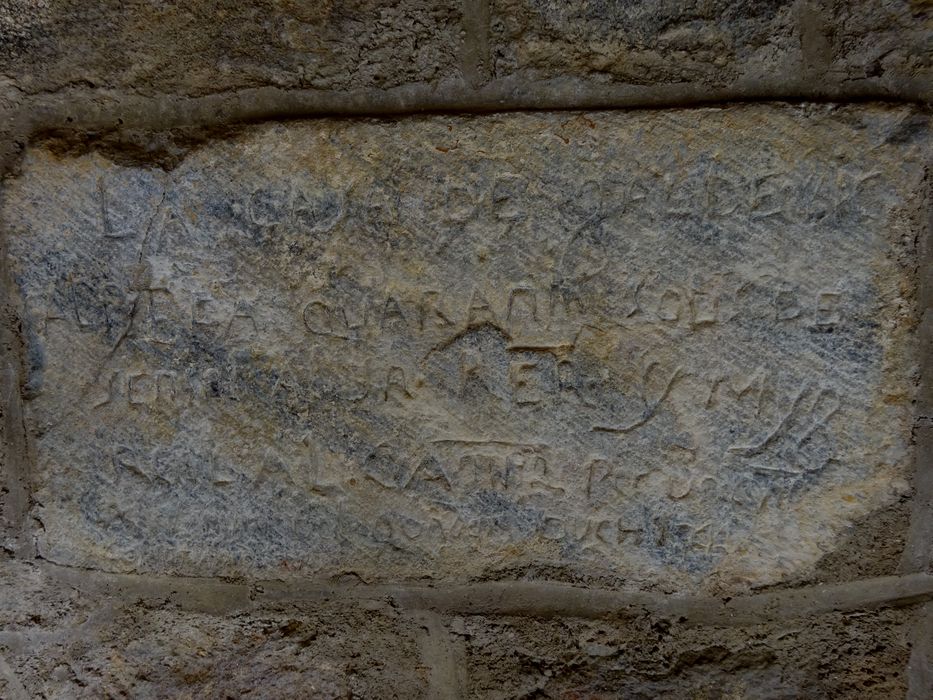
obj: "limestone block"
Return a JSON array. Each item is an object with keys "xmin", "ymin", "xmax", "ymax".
[{"xmin": 2, "ymin": 105, "xmax": 926, "ymax": 593}]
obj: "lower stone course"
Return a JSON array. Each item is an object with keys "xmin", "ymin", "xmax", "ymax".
[
  {"xmin": 0, "ymin": 558, "xmax": 923, "ymax": 699},
  {"xmin": 459, "ymin": 610, "xmax": 913, "ymax": 699},
  {"xmin": 0, "ymin": 50, "xmax": 929, "ymax": 700}
]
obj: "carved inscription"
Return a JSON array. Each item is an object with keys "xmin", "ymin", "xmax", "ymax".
[{"xmin": 3, "ymin": 108, "xmax": 922, "ymax": 592}]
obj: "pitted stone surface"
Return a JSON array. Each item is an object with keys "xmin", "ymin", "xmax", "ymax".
[
  {"xmin": 489, "ymin": 0, "xmax": 933, "ymax": 91},
  {"xmin": 2, "ymin": 106, "xmax": 925, "ymax": 592},
  {"xmin": 0, "ymin": 0, "xmax": 464, "ymax": 96},
  {"xmin": 0, "ymin": 1, "xmax": 929, "ymax": 100}
]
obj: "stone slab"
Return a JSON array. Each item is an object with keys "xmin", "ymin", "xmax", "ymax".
[{"xmin": 2, "ymin": 105, "xmax": 926, "ymax": 592}]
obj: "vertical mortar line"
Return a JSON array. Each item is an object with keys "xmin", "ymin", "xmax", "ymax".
[
  {"xmin": 907, "ymin": 603, "xmax": 933, "ymax": 699},
  {"xmin": 0, "ymin": 102, "xmax": 37, "ymax": 560},
  {"xmin": 902, "ymin": 162, "xmax": 933, "ymax": 697},
  {"xmin": 460, "ymin": 0, "xmax": 491, "ymax": 90},
  {"xmin": 901, "ymin": 167, "xmax": 933, "ymax": 574},
  {"xmin": 795, "ymin": 0, "xmax": 833, "ymax": 83},
  {"xmin": 0, "ymin": 220, "xmax": 34, "ymax": 559},
  {"xmin": 412, "ymin": 610, "xmax": 467, "ymax": 700},
  {"xmin": 903, "ymin": 426, "xmax": 933, "ymax": 572}
]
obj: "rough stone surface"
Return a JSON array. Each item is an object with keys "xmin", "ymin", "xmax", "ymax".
[
  {"xmin": 2, "ymin": 105, "xmax": 925, "ymax": 593},
  {"xmin": 0, "ymin": 558, "xmax": 431, "ymax": 699},
  {"xmin": 457, "ymin": 607, "xmax": 916, "ymax": 699},
  {"xmin": 0, "ymin": 3, "xmax": 930, "ymax": 695},
  {"xmin": 0, "ymin": 0, "xmax": 463, "ymax": 97},
  {"xmin": 0, "ymin": 558, "xmax": 922, "ymax": 699},
  {"xmin": 0, "ymin": 1, "xmax": 928, "ymax": 100},
  {"xmin": 489, "ymin": 0, "xmax": 932, "ymax": 93}
]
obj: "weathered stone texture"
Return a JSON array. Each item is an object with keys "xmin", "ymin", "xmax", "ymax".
[
  {"xmin": 489, "ymin": 0, "xmax": 932, "ymax": 92},
  {"xmin": 0, "ymin": 4, "xmax": 929, "ymax": 690},
  {"xmin": 0, "ymin": 559, "xmax": 922, "ymax": 699},
  {"xmin": 457, "ymin": 608, "xmax": 916, "ymax": 698},
  {"xmin": 0, "ymin": 559, "xmax": 431, "ymax": 699},
  {"xmin": 0, "ymin": 1, "xmax": 928, "ymax": 100},
  {"xmin": 0, "ymin": 0, "xmax": 463, "ymax": 96},
  {"xmin": 2, "ymin": 105, "xmax": 925, "ymax": 593}
]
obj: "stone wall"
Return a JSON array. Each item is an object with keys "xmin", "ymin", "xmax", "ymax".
[{"xmin": 0, "ymin": 2, "xmax": 931, "ymax": 698}]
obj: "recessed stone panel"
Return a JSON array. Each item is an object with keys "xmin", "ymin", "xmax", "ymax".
[{"xmin": 3, "ymin": 106, "xmax": 924, "ymax": 592}]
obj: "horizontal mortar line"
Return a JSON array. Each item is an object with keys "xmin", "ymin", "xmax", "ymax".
[
  {"xmin": 35, "ymin": 561, "xmax": 933, "ymax": 627},
  {"xmin": 906, "ymin": 602, "xmax": 933, "ymax": 696},
  {"xmin": 7, "ymin": 75, "xmax": 929, "ymax": 138}
]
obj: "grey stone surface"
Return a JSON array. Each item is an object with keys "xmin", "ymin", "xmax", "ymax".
[
  {"xmin": 2, "ymin": 105, "xmax": 926, "ymax": 593},
  {"xmin": 0, "ymin": 3, "xmax": 930, "ymax": 691}
]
